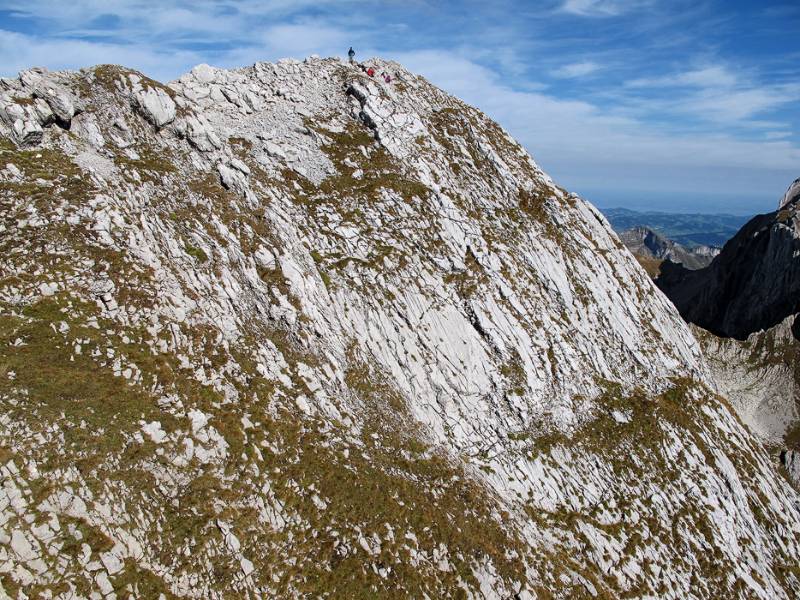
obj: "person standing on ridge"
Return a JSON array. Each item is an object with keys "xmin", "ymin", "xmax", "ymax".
[{"xmin": 348, "ymin": 47, "xmax": 356, "ymax": 64}]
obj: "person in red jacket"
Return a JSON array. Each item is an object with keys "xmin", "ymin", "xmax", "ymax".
[{"xmin": 367, "ymin": 67, "xmax": 375, "ymax": 77}]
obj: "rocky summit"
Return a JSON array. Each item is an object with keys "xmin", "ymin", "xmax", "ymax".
[{"xmin": 1, "ymin": 56, "xmax": 799, "ymax": 598}]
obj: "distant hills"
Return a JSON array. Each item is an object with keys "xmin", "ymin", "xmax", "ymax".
[
  {"xmin": 600, "ymin": 207, "xmax": 751, "ymax": 248},
  {"xmin": 618, "ymin": 226, "xmax": 718, "ymax": 275}
]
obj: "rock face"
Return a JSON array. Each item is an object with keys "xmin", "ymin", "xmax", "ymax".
[
  {"xmin": 784, "ymin": 450, "xmax": 800, "ymax": 487},
  {"xmin": 657, "ymin": 180, "xmax": 800, "ymax": 487},
  {"xmin": 1, "ymin": 58, "xmax": 799, "ymax": 598},
  {"xmin": 780, "ymin": 177, "xmax": 800, "ymax": 209},
  {"xmin": 657, "ymin": 188, "xmax": 800, "ymax": 340},
  {"xmin": 693, "ymin": 319, "xmax": 800, "ymax": 446},
  {"xmin": 619, "ymin": 226, "xmax": 718, "ymax": 272}
]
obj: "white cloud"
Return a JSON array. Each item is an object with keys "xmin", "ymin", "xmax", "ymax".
[
  {"xmin": 0, "ymin": 18, "xmax": 355, "ymax": 82},
  {"xmin": 1, "ymin": 0, "xmax": 358, "ymax": 48},
  {"xmin": 765, "ymin": 131, "xmax": 793, "ymax": 140},
  {"xmin": 0, "ymin": 29, "xmax": 201, "ymax": 82},
  {"xmin": 551, "ymin": 61, "xmax": 602, "ymax": 78},
  {"xmin": 0, "ymin": 2, "xmax": 797, "ymax": 211},
  {"xmin": 389, "ymin": 50, "xmax": 800, "ymax": 203},
  {"xmin": 687, "ymin": 86, "xmax": 800, "ymax": 123},
  {"xmin": 628, "ymin": 65, "xmax": 739, "ymax": 88},
  {"xmin": 624, "ymin": 64, "xmax": 800, "ymax": 125},
  {"xmin": 561, "ymin": 0, "xmax": 651, "ymax": 17}
]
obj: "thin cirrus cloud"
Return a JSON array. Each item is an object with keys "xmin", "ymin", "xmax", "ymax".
[
  {"xmin": 551, "ymin": 61, "xmax": 603, "ymax": 79},
  {"xmin": 627, "ymin": 65, "xmax": 740, "ymax": 89},
  {"xmin": 560, "ymin": 0, "xmax": 652, "ymax": 17},
  {"xmin": 0, "ymin": 0, "xmax": 797, "ymax": 213},
  {"xmin": 624, "ymin": 64, "xmax": 800, "ymax": 125}
]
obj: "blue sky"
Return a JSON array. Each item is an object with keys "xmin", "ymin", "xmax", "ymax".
[{"xmin": 0, "ymin": 0, "xmax": 798, "ymax": 214}]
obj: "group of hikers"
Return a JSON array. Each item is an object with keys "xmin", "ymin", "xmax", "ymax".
[{"xmin": 348, "ymin": 47, "xmax": 393, "ymax": 83}]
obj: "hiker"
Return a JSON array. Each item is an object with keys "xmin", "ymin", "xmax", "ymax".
[
  {"xmin": 367, "ymin": 67, "xmax": 375, "ymax": 77},
  {"xmin": 384, "ymin": 73, "xmax": 392, "ymax": 83},
  {"xmin": 348, "ymin": 47, "xmax": 355, "ymax": 64}
]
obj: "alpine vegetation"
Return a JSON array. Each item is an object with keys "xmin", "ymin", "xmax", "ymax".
[{"xmin": 1, "ymin": 56, "xmax": 799, "ymax": 598}]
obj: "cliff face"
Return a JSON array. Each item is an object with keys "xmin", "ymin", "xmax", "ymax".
[
  {"xmin": 656, "ymin": 181, "xmax": 800, "ymax": 488},
  {"xmin": 657, "ymin": 192, "xmax": 800, "ymax": 340},
  {"xmin": 693, "ymin": 320, "xmax": 800, "ymax": 444},
  {"xmin": 1, "ymin": 58, "xmax": 799, "ymax": 598}
]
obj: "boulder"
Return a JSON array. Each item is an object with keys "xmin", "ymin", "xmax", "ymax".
[
  {"xmin": 191, "ymin": 64, "xmax": 218, "ymax": 84},
  {"xmin": 176, "ymin": 114, "xmax": 222, "ymax": 152},
  {"xmin": 134, "ymin": 86, "xmax": 177, "ymax": 129},
  {"xmin": 218, "ymin": 162, "xmax": 248, "ymax": 192},
  {"xmin": 12, "ymin": 118, "xmax": 44, "ymax": 146}
]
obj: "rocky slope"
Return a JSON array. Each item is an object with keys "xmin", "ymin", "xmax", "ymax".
[
  {"xmin": 692, "ymin": 320, "xmax": 799, "ymax": 444},
  {"xmin": 692, "ymin": 320, "xmax": 800, "ymax": 490},
  {"xmin": 619, "ymin": 226, "xmax": 718, "ymax": 274},
  {"xmin": 656, "ymin": 181, "xmax": 800, "ymax": 487},
  {"xmin": 1, "ymin": 57, "xmax": 799, "ymax": 598}
]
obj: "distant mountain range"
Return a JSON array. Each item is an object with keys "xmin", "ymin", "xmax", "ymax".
[
  {"xmin": 618, "ymin": 226, "xmax": 719, "ymax": 274},
  {"xmin": 600, "ymin": 207, "xmax": 751, "ymax": 248}
]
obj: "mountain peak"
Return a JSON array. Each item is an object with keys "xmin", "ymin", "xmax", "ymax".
[
  {"xmin": 658, "ymin": 178, "xmax": 800, "ymax": 340},
  {"xmin": 2, "ymin": 57, "xmax": 800, "ymax": 597},
  {"xmin": 779, "ymin": 176, "xmax": 800, "ymax": 209}
]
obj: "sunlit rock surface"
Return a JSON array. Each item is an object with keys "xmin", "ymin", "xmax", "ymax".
[{"xmin": 1, "ymin": 57, "xmax": 799, "ymax": 598}]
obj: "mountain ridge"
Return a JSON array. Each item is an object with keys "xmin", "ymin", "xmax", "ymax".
[
  {"xmin": 655, "ymin": 179, "xmax": 800, "ymax": 486},
  {"xmin": 1, "ymin": 57, "xmax": 799, "ymax": 598},
  {"xmin": 657, "ymin": 190, "xmax": 800, "ymax": 341}
]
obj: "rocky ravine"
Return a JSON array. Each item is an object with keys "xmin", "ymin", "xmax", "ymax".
[
  {"xmin": 658, "ymin": 181, "xmax": 800, "ymax": 487},
  {"xmin": 1, "ymin": 57, "xmax": 799, "ymax": 598},
  {"xmin": 692, "ymin": 320, "xmax": 800, "ymax": 482}
]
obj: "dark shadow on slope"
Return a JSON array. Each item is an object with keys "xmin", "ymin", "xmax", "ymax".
[{"xmin": 656, "ymin": 200, "xmax": 800, "ymax": 341}]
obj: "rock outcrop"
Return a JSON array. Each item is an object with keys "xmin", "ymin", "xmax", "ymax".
[
  {"xmin": 1, "ymin": 57, "xmax": 799, "ymax": 598},
  {"xmin": 780, "ymin": 177, "xmax": 800, "ymax": 209},
  {"xmin": 693, "ymin": 319, "xmax": 800, "ymax": 447},
  {"xmin": 658, "ymin": 180, "xmax": 800, "ymax": 487},
  {"xmin": 657, "ymin": 186, "xmax": 800, "ymax": 340}
]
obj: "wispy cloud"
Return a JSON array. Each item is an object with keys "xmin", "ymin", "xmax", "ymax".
[
  {"xmin": 560, "ymin": 0, "xmax": 652, "ymax": 17},
  {"xmin": 627, "ymin": 65, "xmax": 739, "ymax": 88},
  {"xmin": 0, "ymin": 28, "xmax": 202, "ymax": 82},
  {"xmin": 395, "ymin": 50, "xmax": 799, "ymax": 172},
  {"xmin": 551, "ymin": 60, "xmax": 603, "ymax": 78},
  {"xmin": 623, "ymin": 63, "xmax": 800, "ymax": 126},
  {"xmin": 0, "ymin": 0, "xmax": 797, "ymax": 213}
]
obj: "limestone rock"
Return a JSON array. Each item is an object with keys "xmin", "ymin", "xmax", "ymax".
[
  {"xmin": 134, "ymin": 86, "xmax": 177, "ymax": 129},
  {"xmin": 780, "ymin": 177, "xmax": 800, "ymax": 209},
  {"xmin": 619, "ymin": 226, "xmax": 718, "ymax": 271},
  {"xmin": 0, "ymin": 56, "xmax": 798, "ymax": 600},
  {"xmin": 783, "ymin": 449, "xmax": 800, "ymax": 487}
]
